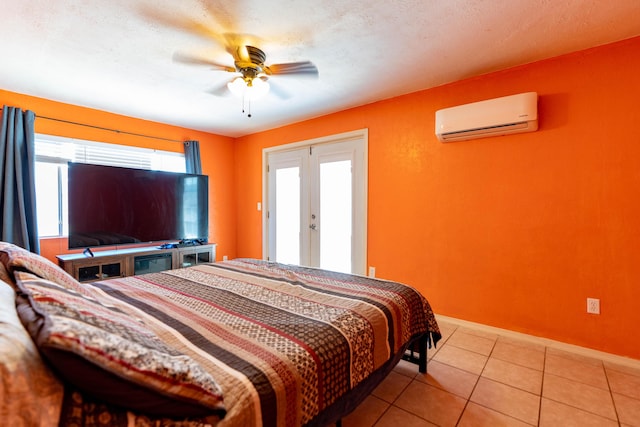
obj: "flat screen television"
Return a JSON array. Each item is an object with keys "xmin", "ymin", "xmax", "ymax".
[{"xmin": 68, "ymin": 163, "xmax": 208, "ymax": 249}]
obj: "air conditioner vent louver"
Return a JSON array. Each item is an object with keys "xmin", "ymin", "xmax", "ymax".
[{"xmin": 436, "ymin": 92, "xmax": 538, "ymax": 142}]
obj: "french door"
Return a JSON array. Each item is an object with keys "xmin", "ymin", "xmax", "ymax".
[{"xmin": 264, "ymin": 130, "xmax": 367, "ymax": 275}]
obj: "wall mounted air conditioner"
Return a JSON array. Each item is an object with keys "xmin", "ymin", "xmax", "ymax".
[{"xmin": 435, "ymin": 92, "xmax": 538, "ymax": 142}]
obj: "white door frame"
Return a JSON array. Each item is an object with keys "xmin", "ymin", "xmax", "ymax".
[{"xmin": 262, "ymin": 129, "xmax": 368, "ymax": 274}]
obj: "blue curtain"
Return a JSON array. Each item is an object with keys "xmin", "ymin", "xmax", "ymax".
[
  {"xmin": 184, "ymin": 140, "xmax": 202, "ymax": 175},
  {"xmin": 0, "ymin": 106, "xmax": 39, "ymax": 253}
]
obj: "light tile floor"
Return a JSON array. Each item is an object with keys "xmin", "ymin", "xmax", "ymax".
[{"xmin": 342, "ymin": 319, "xmax": 640, "ymax": 427}]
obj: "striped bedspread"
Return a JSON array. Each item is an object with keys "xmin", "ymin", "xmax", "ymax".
[{"xmin": 93, "ymin": 259, "xmax": 441, "ymax": 427}]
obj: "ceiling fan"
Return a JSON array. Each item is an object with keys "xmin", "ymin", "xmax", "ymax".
[{"xmin": 173, "ymin": 40, "xmax": 318, "ymax": 115}]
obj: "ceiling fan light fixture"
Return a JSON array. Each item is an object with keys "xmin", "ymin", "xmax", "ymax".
[
  {"xmin": 249, "ymin": 77, "xmax": 270, "ymax": 99},
  {"xmin": 227, "ymin": 76, "xmax": 270, "ymax": 100},
  {"xmin": 227, "ymin": 77, "xmax": 245, "ymax": 97}
]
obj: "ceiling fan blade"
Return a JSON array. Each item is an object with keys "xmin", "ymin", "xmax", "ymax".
[
  {"xmin": 139, "ymin": 7, "xmax": 222, "ymax": 43},
  {"xmin": 172, "ymin": 52, "xmax": 236, "ymax": 72},
  {"xmin": 206, "ymin": 79, "xmax": 234, "ymax": 97},
  {"xmin": 141, "ymin": 8, "xmax": 259, "ymax": 66},
  {"xmin": 267, "ymin": 61, "xmax": 319, "ymax": 77},
  {"xmin": 260, "ymin": 77, "xmax": 290, "ymax": 99}
]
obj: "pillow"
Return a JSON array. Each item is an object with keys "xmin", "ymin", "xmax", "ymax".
[
  {"xmin": 0, "ymin": 242, "xmax": 81, "ymax": 292},
  {"xmin": 0, "ymin": 279, "xmax": 64, "ymax": 427},
  {"xmin": 0, "ymin": 262, "xmax": 11, "ymax": 285},
  {"xmin": 14, "ymin": 271, "xmax": 226, "ymax": 418}
]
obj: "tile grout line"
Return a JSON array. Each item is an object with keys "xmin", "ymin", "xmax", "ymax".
[
  {"xmin": 370, "ymin": 403, "xmax": 391, "ymax": 427},
  {"xmin": 394, "ymin": 377, "xmax": 423, "ymax": 424},
  {"xmin": 364, "ymin": 357, "xmax": 425, "ymax": 426},
  {"xmin": 417, "ymin": 324, "xmax": 461, "ymax": 426},
  {"xmin": 601, "ymin": 359, "xmax": 622, "ymax": 426},
  {"xmin": 540, "ymin": 371, "xmax": 623, "ymax": 424},
  {"xmin": 454, "ymin": 333, "xmax": 496, "ymax": 426},
  {"xmin": 537, "ymin": 346, "xmax": 548, "ymax": 427},
  {"xmin": 436, "ymin": 315, "xmax": 640, "ymax": 371},
  {"xmin": 377, "ymin": 369, "xmax": 429, "ymax": 427},
  {"xmin": 462, "ymin": 337, "xmax": 547, "ymax": 426},
  {"xmin": 449, "ymin": 327, "xmax": 546, "ymax": 426},
  {"xmin": 471, "ymin": 338, "xmax": 542, "ymax": 427},
  {"xmin": 351, "ymin": 320, "xmax": 639, "ymax": 427},
  {"xmin": 529, "ymin": 342, "xmax": 623, "ymax": 425},
  {"xmin": 431, "ymin": 321, "xmax": 639, "ymax": 426}
]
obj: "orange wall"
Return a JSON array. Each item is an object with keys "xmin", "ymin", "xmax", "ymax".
[
  {"xmin": 2, "ymin": 36, "xmax": 639, "ymax": 360},
  {"xmin": 234, "ymin": 36, "xmax": 640, "ymax": 360},
  {"xmin": 0, "ymin": 90, "xmax": 237, "ymax": 261}
]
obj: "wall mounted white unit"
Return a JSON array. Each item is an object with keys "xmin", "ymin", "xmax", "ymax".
[{"xmin": 435, "ymin": 92, "xmax": 538, "ymax": 142}]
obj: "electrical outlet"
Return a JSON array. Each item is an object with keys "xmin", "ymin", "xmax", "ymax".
[
  {"xmin": 368, "ymin": 266, "xmax": 376, "ymax": 278},
  {"xmin": 587, "ymin": 298, "xmax": 600, "ymax": 314},
  {"xmin": 222, "ymin": 255, "xmax": 228, "ymax": 261}
]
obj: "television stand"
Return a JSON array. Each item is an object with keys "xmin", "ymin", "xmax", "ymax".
[{"xmin": 57, "ymin": 244, "xmax": 216, "ymax": 283}]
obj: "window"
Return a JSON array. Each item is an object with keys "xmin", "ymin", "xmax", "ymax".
[{"xmin": 35, "ymin": 134, "xmax": 186, "ymax": 237}]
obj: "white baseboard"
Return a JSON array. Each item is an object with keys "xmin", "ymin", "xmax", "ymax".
[{"xmin": 436, "ymin": 314, "xmax": 640, "ymax": 371}]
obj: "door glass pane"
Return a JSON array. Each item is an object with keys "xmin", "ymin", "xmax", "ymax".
[
  {"xmin": 320, "ymin": 160, "xmax": 352, "ymax": 273},
  {"xmin": 275, "ymin": 167, "xmax": 300, "ymax": 265}
]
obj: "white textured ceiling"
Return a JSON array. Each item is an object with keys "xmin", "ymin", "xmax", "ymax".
[{"xmin": 1, "ymin": 0, "xmax": 639, "ymax": 137}]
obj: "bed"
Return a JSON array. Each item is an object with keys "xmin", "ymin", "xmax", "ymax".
[{"xmin": 0, "ymin": 242, "xmax": 441, "ymax": 427}]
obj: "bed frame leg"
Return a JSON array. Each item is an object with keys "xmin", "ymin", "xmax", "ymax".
[
  {"xmin": 418, "ymin": 334, "xmax": 428, "ymax": 373},
  {"xmin": 336, "ymin": 419, "xmax": 342, "ymax": 427}
]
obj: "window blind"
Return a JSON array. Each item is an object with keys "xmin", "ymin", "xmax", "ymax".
[{"xmin": 35, "ymin": 134, "xmax": 185, "ymax": 172}]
